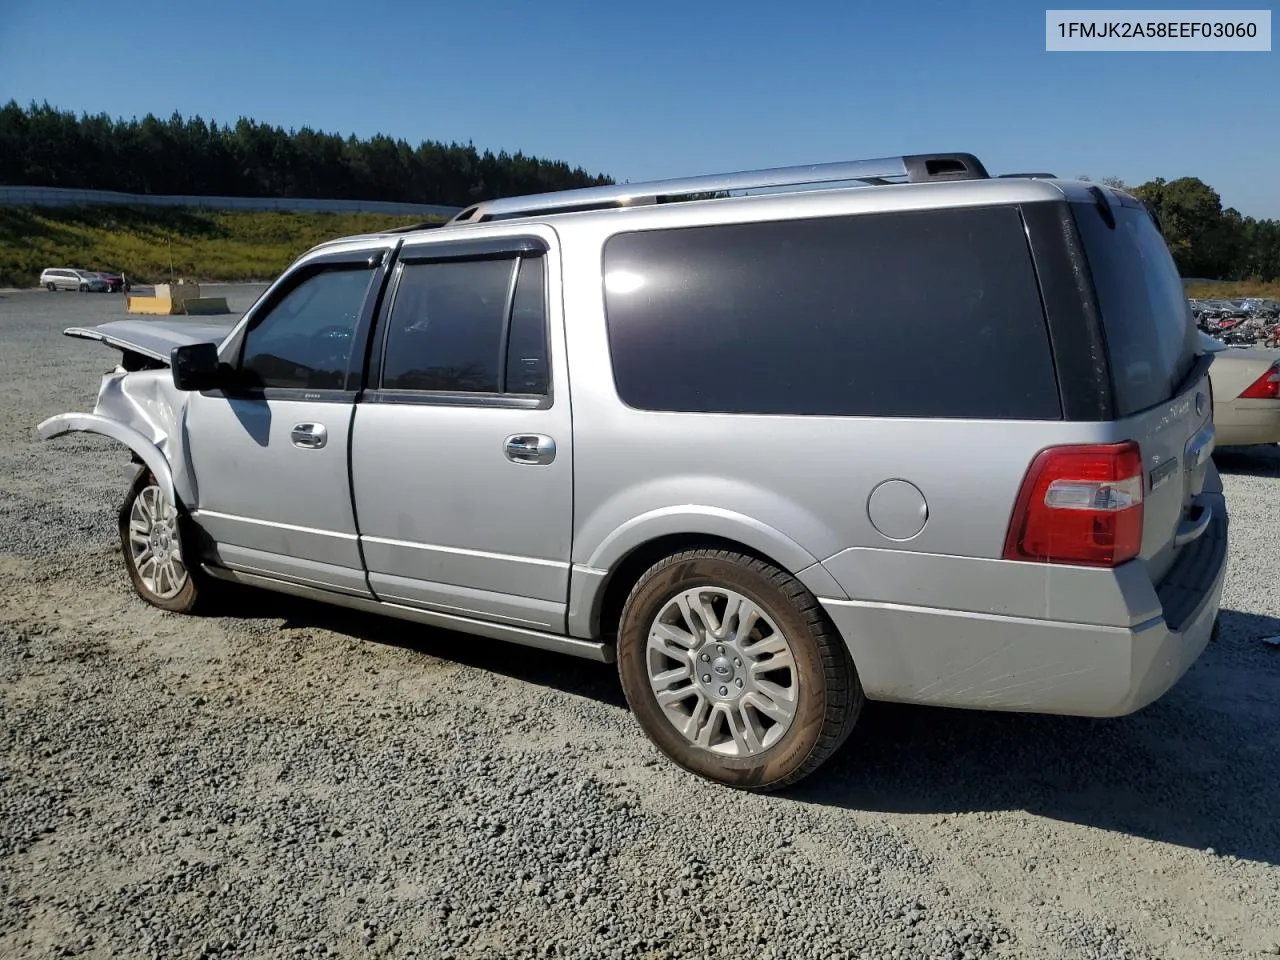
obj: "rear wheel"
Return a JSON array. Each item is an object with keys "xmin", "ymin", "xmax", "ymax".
[
  {"xmin": 616, "ymin": 549, "xmax": 863, "ymax": 791},
  {"xmin": 118, "ymin": 467, "xmax": 204, "ymax": 613}
]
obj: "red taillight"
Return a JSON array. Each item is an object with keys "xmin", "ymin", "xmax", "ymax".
[
  {"xmin": 1003, "ymin": 442, "xmax": 1144, "ymax": 567},
  {"xmin": 1239, "ymin": 364, "xmax": 1280, "ymax": 400}
]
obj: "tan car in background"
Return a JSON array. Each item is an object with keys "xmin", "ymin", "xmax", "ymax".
[{"xmin": 1203, "ymin": 332, "xmax": 1280, "ymax": 447}]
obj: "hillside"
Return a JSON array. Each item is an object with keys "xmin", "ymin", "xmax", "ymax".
[
  {"xmin": 0, "ymin": 205, "xmax": 437, "ymax": 288},
  {"xmin": 1184, "ymin": 280, "xmax": 1280, "ymax": 300}
]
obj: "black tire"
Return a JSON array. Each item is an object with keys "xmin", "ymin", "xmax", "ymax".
[
  {"xmin": 118, "ymin": 466, "xmax": 206, "ymax": 614},
  {"xmin": 78, "ymin": 283, "xmax": 88, "ymax": 292},
  {"xmin": 46, "ymin": 282, "xmax": 56, "ymax": 292},
  {"xmin": 616, "ymin": 549, "xmax": 863, "ymax": 791}
]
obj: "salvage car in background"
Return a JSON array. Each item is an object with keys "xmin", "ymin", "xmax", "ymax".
[{"xmin": 1202, "ymin": 332, "xmax": 1280, "ymax": 447}]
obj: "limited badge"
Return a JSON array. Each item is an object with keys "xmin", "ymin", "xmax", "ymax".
[{"xmin": 1150, "ymin": 457, "xmax": 1179, "ymax": 492}]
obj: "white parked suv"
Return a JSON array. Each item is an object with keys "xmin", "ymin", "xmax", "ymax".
[{"xmin": 40, "ymin": 268, "xmax": 108, "ymax": 292}]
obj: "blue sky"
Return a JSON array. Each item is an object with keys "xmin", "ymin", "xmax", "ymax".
[{"xmin": 1, "ymin": 0, "xmax": 1276, "ymax": 217}]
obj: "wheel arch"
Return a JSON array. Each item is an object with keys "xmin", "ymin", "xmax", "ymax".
[
  {"xmin": 574, "ymin": 521, "xmax": 847, "ymax": 644},
  {"xmin": 37, "ymin": 412, "xmax": 181, "ymax": 508}
]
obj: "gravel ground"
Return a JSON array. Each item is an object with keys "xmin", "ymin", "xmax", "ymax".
[{"xmin": 2, "ymin": 286, "xmax": 1279, "ymax": 960}]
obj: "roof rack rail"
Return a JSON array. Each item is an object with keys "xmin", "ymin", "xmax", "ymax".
[
  {"xmin": 997, "ymin": 172, "xmax": 1057, "ymax": 179},
  {"xmin": 447, "ymin": 152, "xmax": 989, "ymax": 225},
  {"xmin": 382, "ymin": 220, "xmax": 447, "ymax": 234}
]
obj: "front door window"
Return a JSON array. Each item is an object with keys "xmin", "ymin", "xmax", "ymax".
[{"xmin": 240, "ymin": 266, "xmax": 376, "ymax": 391}]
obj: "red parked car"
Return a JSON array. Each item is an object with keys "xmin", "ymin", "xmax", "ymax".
[{"xmin": 94, "ymin": 270, "xmax": 127, "ymax": 293}]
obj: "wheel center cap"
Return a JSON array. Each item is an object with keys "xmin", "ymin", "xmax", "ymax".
[{"xmin": 697, "ymin": 641, "xmax": 746, "ymax": 700}]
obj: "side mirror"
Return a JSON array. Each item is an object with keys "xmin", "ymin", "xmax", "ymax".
[{"xmin": 170, "ymin": 342, "xmax": 225, "ymax": 392}]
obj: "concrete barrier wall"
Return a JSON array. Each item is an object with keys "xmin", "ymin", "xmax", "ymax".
[{"xmin": 0, "ymin": 185, "xmax": 461, "ymax": 217}]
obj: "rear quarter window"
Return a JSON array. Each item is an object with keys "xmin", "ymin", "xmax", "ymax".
[
  {"xmin": 601, "ymin": 205, "xmax": 1061, "ymax": 419},
  {"xmin": 1071, "ymin": 200, "xmax": 1201, "ymax": 416}
]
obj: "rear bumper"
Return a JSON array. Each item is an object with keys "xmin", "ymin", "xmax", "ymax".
[{"xmin": 821, "ymin": 493, "xmax": 1228, "ymax": 717}]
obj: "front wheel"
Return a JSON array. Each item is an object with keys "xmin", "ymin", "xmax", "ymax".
[
  {"xmin": 616, "ymin": 549, "xmax": 863, "ymax": 791},
  {"xmin": 46, "ymin": 282, "xmax": 56, "ymax": 292},
  {"xmin": 118, "ymin": 467, "xmax": 203, "ymax": 613}
]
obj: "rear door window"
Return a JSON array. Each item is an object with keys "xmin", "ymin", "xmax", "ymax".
[
  {"xmin": 1071, "ymin": 200, "xmax": 1201, "ymax": 416},
  {"xmin": 382, "ymin": 259, "xmax": 511, "ymax": 393},
  {"xmin": 379, "ymin": 255, "xmax": 550, "ymax": 396},
  {"xmin": 602, "ymin": 205, "xmax": 1061, "ymax": 419}
]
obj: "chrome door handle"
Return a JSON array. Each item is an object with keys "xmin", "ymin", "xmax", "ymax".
[
  {"xmin": 290, "ymin": 422, "xmax": 328, "ymax": 449},
  {"xmin": 504, "ymin": 434, "xmax": 556, "ymax": 465}
]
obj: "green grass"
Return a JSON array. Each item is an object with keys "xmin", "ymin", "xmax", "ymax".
[
  {"xmin": 0, "ymin": 205, "xmax": 444, "ymax": 288},
  {"xmin": 1185, "ymin": 280, "xmax": 1280, "ymax": 300}
]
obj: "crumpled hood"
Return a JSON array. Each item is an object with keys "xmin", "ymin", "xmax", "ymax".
[{"xmin": 63, "ymin": 318, "xmax": 237, "ymax": 364}]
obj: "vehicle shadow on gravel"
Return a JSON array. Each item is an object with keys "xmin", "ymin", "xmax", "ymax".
[
  {"xmin": 1213, "ymin": 446, "xmax": 1280, "ymax": 477},
  {"xmin": 203, "ymin": 585, "xmax": 1280, "ymax": 863},
  {"xmin": 795, "ymin": 607, "xmax": 1280, "ymax": 865},
  {"xmin": 206, "ymin": 586, "xmax": 627, "ymax": 707}
]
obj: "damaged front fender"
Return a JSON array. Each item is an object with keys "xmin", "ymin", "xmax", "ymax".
[
  {"xmin": 38, "ymin": 411, "xmax": 179, "ymax": 507},
  {"xmin": 37, "ymin": 366, "xmax": 198, "ymax": 510}
]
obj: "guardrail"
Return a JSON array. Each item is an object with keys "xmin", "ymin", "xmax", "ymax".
[{"xmin": 0, "ymin": 185, "xmax": 461, "ymax": 217}]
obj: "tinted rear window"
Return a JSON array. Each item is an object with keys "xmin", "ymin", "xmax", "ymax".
[
  {"xmin": 1072, "ymin": 200, "xmax": 1200, "ymax": 416},
  {"xmin": 602, "ymin": 206, "xmax": 1061, "ymax": 419},
  {"xmin": 381, "ymin": 259, "xmax": 513, "ymax": 393}
]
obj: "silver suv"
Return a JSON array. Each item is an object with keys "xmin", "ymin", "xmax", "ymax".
[
  {"xmin": 40, "ymin": 267, "xmax": 108, "ymax": 292},
  {"xmin": 39, "ymin": 152, "xmax": 1228, "ymax": 790}
]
